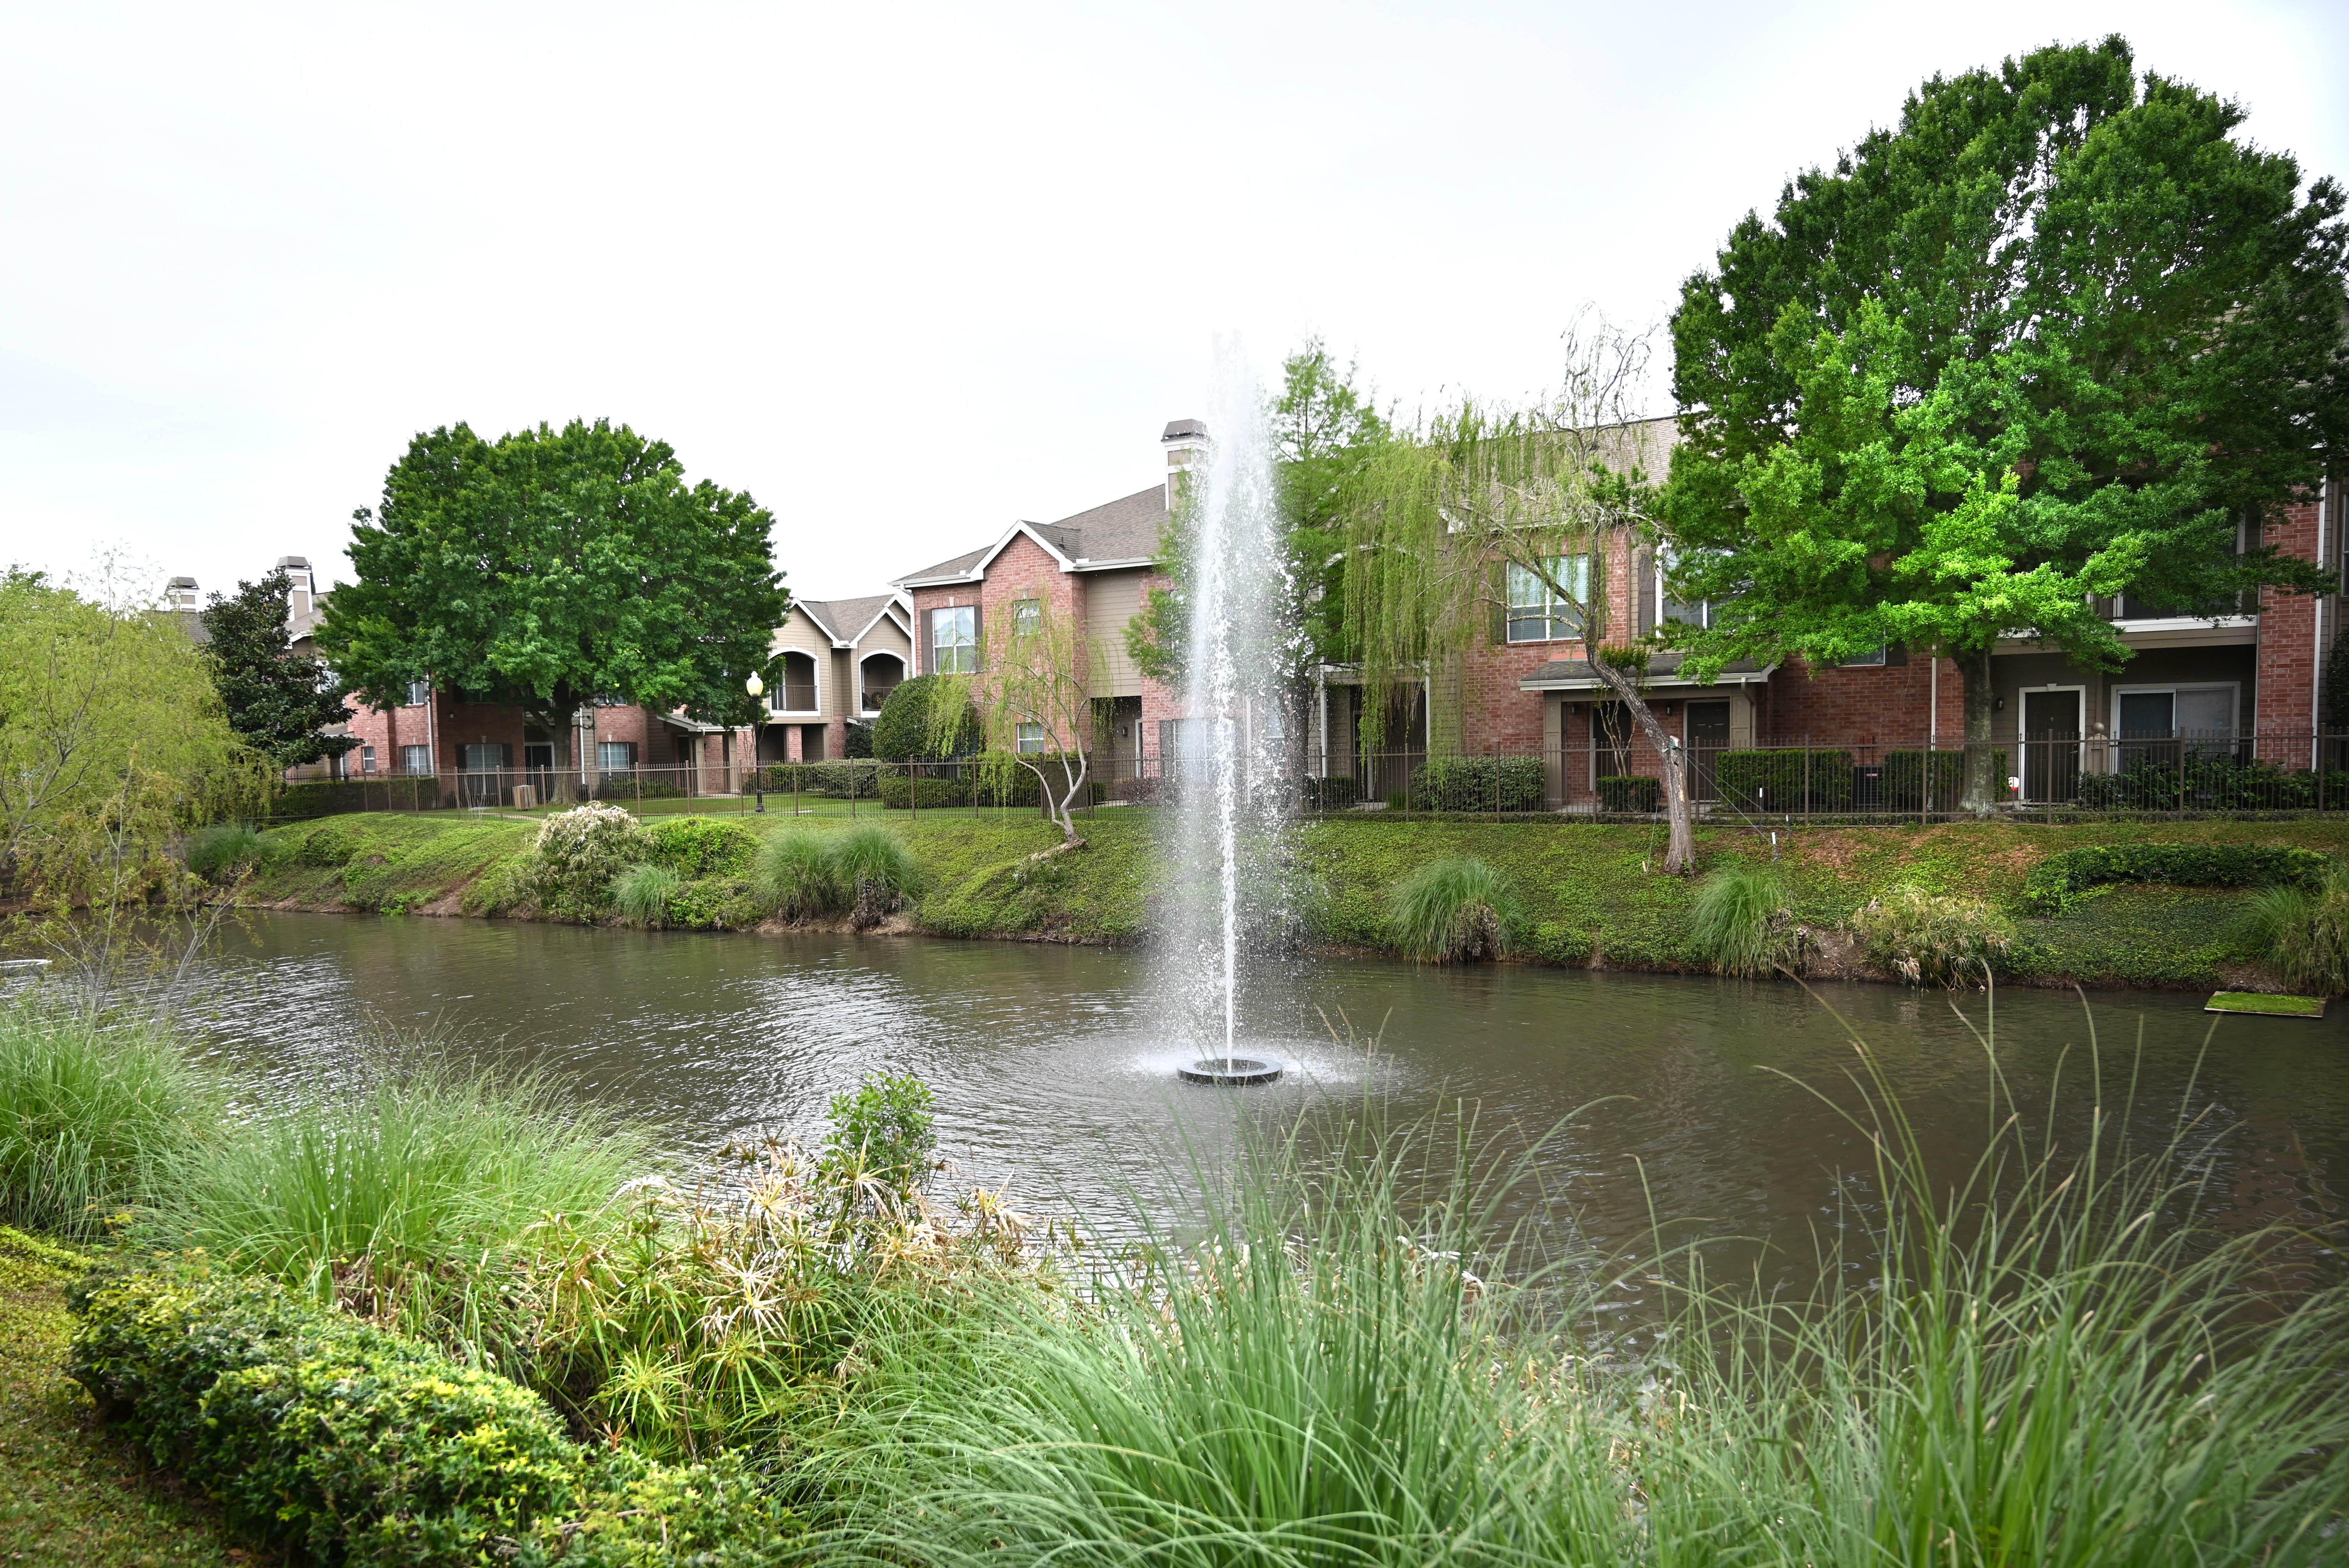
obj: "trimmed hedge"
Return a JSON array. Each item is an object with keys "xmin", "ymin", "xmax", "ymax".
[
  {"xmin": 2076, "ymin": 754, "xmax": 2349, "ymax": 811},
  {"xmin": 1596, "ymin": 776, "xmax": 1661, "ymax": 813},
  {"xmin": 1306, "ymin": 775, "xmax": 1362, "ymax": 809},
  {"xmin": 1879, "ymin": 749, "xmax": 2008, "ymax": 812},
  {"xmin": 757, "ymin": 760, "xmax": 882, "ymax": 797},
  {"xmin": 1716, "ymin": 750, "xmax": 1854, "ymax": 811},
  {"xmin": 1408, "ymin": 757, "xmax": 1548, "ymax": 813},
  {"xmin": 2020, "ymin": 842, "xmax": 2331, "ymax": 914},
  {"xmin": 879, "ymin": 773, "xmax": 974, "ymax": 809},
  {"xmin": 640, "ymin": 815, "xmax": 760, "ymax": 878},
  {"xmin": 67, "ymin": 1260, "xmax": 800, "ymax": 1566}
]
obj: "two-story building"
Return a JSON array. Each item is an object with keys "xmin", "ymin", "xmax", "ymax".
[{"xmin": 760, "ymin": 593, "xmax": 914, "ymax": 762}]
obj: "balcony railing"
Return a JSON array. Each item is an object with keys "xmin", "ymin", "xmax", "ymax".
[
  {"xmin": 861, "ymin": 688, "xmax": 899, "ymax": 713},
  {"xmin": 768, "ymin": 685, "xmax": 819, "ymax": 714}
]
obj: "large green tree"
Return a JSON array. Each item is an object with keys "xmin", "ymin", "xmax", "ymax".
[
  {"xmin": 201, "ymin": 568, "xmax": 360, "ymax": 772},
  {"xmin": 318, "ymin": 420, "xmax": 787, "ymax": 798},
  {"xmin": 1666, "ymin": 36, "xmax": 2348, "ymax": 808}
]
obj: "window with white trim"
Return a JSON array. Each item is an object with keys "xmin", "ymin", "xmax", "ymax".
[
  {"xmin": 2114, "ymin": 683, "xmax": 2238, "ymax": 744},
  {"xmin": 1016, "ymin": 722, "xmax": 1047, "ymax": 755},
  {"xmin": 929, "ymin": 606, "xmax": 977, "ymax": 674},
  {"xmin": 597, "ymin": 740, "xmax": 638, "ymax": 770},
  {"xmin": 1011, "ymin": 598, "xmax": 1041, "ymax": 638},
  {"xmin": 406, "ymin": 680, "xmax": 430, "ymax": 707},
  {"xmin": 1506, "ymin": 556, "xmax": 1588, "ymax": 643},
  {"xmin": 400, "ymin": 744, "xmax": 433, "ymax": 775}
]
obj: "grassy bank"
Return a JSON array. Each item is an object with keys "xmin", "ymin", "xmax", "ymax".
[{"xmin": 230, "ymin": 807, "xmax": 2349, "ymax": 989}]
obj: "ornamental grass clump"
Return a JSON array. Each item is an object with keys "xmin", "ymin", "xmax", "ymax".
[
  {"xmin": 2238, "ymin": 871, "xmax": 2349, "ymax": 996},
  {"xmin": 610, "ymin": 862, "xmax": 682, "ymax": 929},
  {"xmin": 0, "ymin": 995, "xmax": 218, "ymax": 1238},
  {"xmin": 184, "ymin": 822, "xmax": 267, "ymax": 883},
  {"xmin": 1388, "ymin": 856, "xmax": 1519, "ymax": 961},
  {"xmin": 754, "ymin": 823, "xmax": 922, "ymax": 928},
  {"xmin": 1849, "ymin": 884, "xmax": 2014, "ymax": 987},
  {"xmin": 1690, "ymin": 862, "xmax": 1806, "ymax": 978},
  {"xmin": 528, "ymin": 802, "xmax": 644, "ymax": 921},
  {"xmin": 755, "ymin": 827, "xmax": 843, "ymax": 921}
]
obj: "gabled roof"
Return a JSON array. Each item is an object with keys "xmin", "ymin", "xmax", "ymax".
[
  {"xmin": 895, "ymin": 485, "xmax": 1168, "ymax": 589},
  {"xmin": 794, "ymin": 593, "xmax": 905, "ymax": 647}
]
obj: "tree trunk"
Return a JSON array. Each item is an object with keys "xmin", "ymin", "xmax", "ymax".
[
  {"xmin": 1957, "ymin": 645, "xmax": 1998, "ymax": 816},
  {"xmin": 1586, "ymin": 659, "xmax": 1697, "ymax": 875}
]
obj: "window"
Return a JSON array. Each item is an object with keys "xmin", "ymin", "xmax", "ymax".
[
  {"xmin": 406, "ymin": 680, "xmax": 430, "ymax": 707},
  {"xmin": 1017, "ymin": 722, "xmax": 1048, "ymax": 755},
  {"xmin": 930, "ymin": 606, "xmax": 977, "ymax": 673},
  {"xmin": 598, "ymin": 741, "xmax": 638, "ymax": 770},
  {"xmin": 2116, "ymin": 684, "xmax": 2238, "ymax": 744},
  {"xmin": 1506, "ymin": 557, "xmax": 1587, "ymax": 642},
  {"xmin": 360, "ymin": 746, "xmax": 376, "ymax": 774},
  {"xmin": 593, "ymin": 692, "xmax": 629, "ymax": 707},
  {"xmin": 401, "ymin": 744, "xmax": 433, "ymax": 775},
  {"xmin": 460, "ymin": 743, "xmax": 509, "ymax": 772},
  {"xmin": 775, "ymin": 651, "xmax": 818, "ymax": 712},
  {"xmin": 1839, "ymin": 647, "xmax": 1888, "ymax": 668},
  {"xmin": 1657, "ymin": 554, "xmax": 1711, "ymax": 630},
  {"xmin": 1011, "ymin": 598, "xmax": 1042, "ymax": 638}
]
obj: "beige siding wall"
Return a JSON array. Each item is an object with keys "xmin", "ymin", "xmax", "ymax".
[
  {"xmin": 1084, "ymin": 569, "xmax": 1148, "ymax": 697},
  {"xmin": 769, "ymin": 609, "xmax": 833, "ymax": 718},
  {"xmin": 852, "ymin": 616, "xmax": 913, "ymax": 716}
]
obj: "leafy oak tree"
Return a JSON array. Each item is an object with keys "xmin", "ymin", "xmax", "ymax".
[
  {"xmin": 200, "ymin": 567, "xmax": 359, "ymax": 771},
  {"xmin": 318, "ymin": 420, "xmax": 787, "ymax": 799},
  {"xmin": 1666, "ymin": 36, "xmax": 2348, "ymax": 810}
]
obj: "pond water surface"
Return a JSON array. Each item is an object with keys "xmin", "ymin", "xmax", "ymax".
[{"xmin": 151, "ymin": 911, "xmax": 2349, "ymax": 1294}]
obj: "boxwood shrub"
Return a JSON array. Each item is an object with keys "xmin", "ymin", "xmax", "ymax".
[
  {"xmin": 1305, "ymin": 775, "xmax": 1362, "ymax": 809},
  {"xmin": 1407, "ymin": 757, "xmax": 1547, "ymax": 813},
  {"xmin": 68, "ymin": 1260, "xmax": 800, "ymax": 1567},
  {"xmin": 1716, "ymin": 749, "xmax": 1854, "ymax": 811},
  {"xmin": 1595, "ymin": 776, "xmax": 1661, "ymax": 813},
  {"xmin": 1878, "ymin": 748, "xmax": 2007, "ymax": 811},
  {"xmin": 639, "ymin": 815, "xmax": 760, "ymax": 878},
  {"xmin": 879, "ymin": 772, "xmax": 974, "ymax": 809},
  {"xmin": 2020, "ymin": 842, "xmax": 2331, "ymax": 914}
]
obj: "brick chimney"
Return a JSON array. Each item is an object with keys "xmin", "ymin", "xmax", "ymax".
[
  {"xmin": 165, "ymin": 575, "xmax": 199, "ymax": 610},
  {"xmin": 276, "ymin": 555, "xmax": 314, "ymax": 634},
  {"xmin": 1162, "ymin": 419, "xmax": 1208, "ymax": 511}
]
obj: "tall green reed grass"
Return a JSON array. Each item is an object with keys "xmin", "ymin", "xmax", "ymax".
[
  {"xmin": 756, "ymin": 823, "xmax": 922, "ymax": 927},
  {"xmin": 0, "ymin": 994, "xmax": 219, "ymax": 1238},
  {"xmin": 807, "ymin": 1013, "xmax": 2349, "ymax": 1566},
  {"xmin": 611, "ymin": 861, "xmax": 683, "ymax": 928},
  {"xmin": 1691, "ymin": 861, "xmax": 1803, "ymax": 977},
  {"xmin": 2239, "ymin": 873, "xmax": 2349, "ymax": 995},
  {"xmin": 1387, "ymin": 855, "xmax": 1519, "ymax": 961}
]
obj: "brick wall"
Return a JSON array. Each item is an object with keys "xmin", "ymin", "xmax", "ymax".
[{"xmin": 2255, "ymin": 495, "xmax": 2326, "ymax": 766}]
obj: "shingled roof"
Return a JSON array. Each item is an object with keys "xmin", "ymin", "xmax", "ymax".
[
  {"xmin": 795, "ymin": 593, "xmax": 902, "ymax": 645},
  {"xmin": 896, "ymin": 485, "xmax": 1167, "ymax": 588}
]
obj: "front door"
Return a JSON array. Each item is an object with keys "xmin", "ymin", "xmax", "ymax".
[
  {"xmin": 1685, "ymin": 700, "xmax": 1731, "ymax": 801},
  {"xmin": 2021, "ymin": 689, "xmax": 2082, "ymax": 803}
]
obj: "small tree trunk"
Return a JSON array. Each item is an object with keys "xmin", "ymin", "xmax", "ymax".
[
  {"xmin": 1587, "ymin": 659, "xmax": 1696, "ymax": 875},
  {"xmin": 1957, "ymin": 645, "xmax": 1998, "ymax": 817}
]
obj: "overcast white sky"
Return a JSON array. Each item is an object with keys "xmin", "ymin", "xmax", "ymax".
[{"xmin": 4, "ymin": 1, "xmax": 2343, "ymax": 606}]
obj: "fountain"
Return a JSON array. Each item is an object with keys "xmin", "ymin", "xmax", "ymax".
[{"xmin": 1162, "ymin": 350, "xmax": 1293, "ymax": 1087}]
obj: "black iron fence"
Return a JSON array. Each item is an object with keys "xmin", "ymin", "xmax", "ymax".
[{"xmin": 269, "ymin": 732, "xmax": 2349, "ymax": 823}]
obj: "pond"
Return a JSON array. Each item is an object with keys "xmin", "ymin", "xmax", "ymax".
[{"xmin": 164, "ymin": 912, "xmax": 2348, "ymax": 1292}]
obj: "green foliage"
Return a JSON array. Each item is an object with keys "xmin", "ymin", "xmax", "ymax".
[
  {"xmin": 820, "ymin": 1072, "xmax": 937, "ymax": 1198},
  {"xmin": 1595, "ymin": 775, "xmax": 1660, "ymax": 812},
  {"xmin": 2076, "ymin": 753, "xmax": 2343, "ymax": 811},
  {"xmin": 198, "ymin": 568, "xmax": 358, "ymax": 770},
  {"xmin": 1691, "ymin": 862, "xmax": 1805, "ymax": 977},
  {"xmin": 611, "ymin": 863, "xmax": 682, "ymax": 929},
  {"xmin": 147, "ymin": 1059, "xmax": 656, "ymax": 1354},
  {"xmin": 1387, "ymin": 857, "xmax": 1520, "ymax": 962},
  {"xmin": 2236, "ymin": 877, "xmax": 2349, "ymax": 996},
  {"xmin": 637, "ymin": 815, "xmax": 757, "ymax": 879},
  {"xmin": 2020, "ymin": 842, "xmax": 2329, "ymax": 913},
  {"xmin": 0, "ymin": 569, "xmax": 258, "ymax": 873},
  {"xmin": 879, "ymin": 771, "xmax": 973, "ymax": 809},
  {"xmin": 0, "ymin": 998, "xmax": 218, "ymax": 1239},
  {"xmin": 184, "ymin": 823, "xmax": 267, "ymax": 883},
  {"xmin": 316, "ymin": 419, "xmax": 786, "ymax": 762},
  {"xmin": 1304, "ymin": 775, "xmax": 1361, "ymax": 809},
  {"xmin": 832, "ymin": 823, "xmax": 924, "ymax": 925},
  {"xmin": 755, "ymin": 828, "xmax": 844, "ymax": 921},
  {"xmin": 269, "ymin": 776, "xmax": 448, "ymax": 820},
  {"xmin": 529, "ymin": 803, "xmax": 645, "ymax": 920},
  {"xmin": 871, "ymin": 675, "xmax": 980, "ymax": 762},
  {"xmin": 1717, "ymin": 748, "xmax": 1855, "ymax": 811},
  {"xmin": 1850, "ymin": 886, "xmax": 2014, "ymax": 986},
  {"xmin": 517, "ymin": 1450, "xmax": 804, "ymax": 1568},
  {"xmin": 758, "ymin": 759, "xmax": 880, "ymax": 797},
  {"xmin": 1406, "ymin": 756, "xmax": 1547, "ymax": 813},
  {"xmin": 1878, "ymin": 748, "xmax": 2008, "ymax": 812},
  {"xmin": 293, "ymin": 819, "xmax": 364, "ymax": 866}
]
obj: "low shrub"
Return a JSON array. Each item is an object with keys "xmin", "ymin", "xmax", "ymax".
[
  {"xmin": 0, "ymin": 998, "xmax": 219, "ymax": 1238},
  {"xmin": 1690, "ymin": 863, "xmax": 1805, "ymax": 978},
  {"xmin": 1406, "ymin": 756, "xmax": 1546, "ymax": 813},
  {"xmin": 185, "ymin": 822, "xmax": 267, "ymax": 882},
  {"xmin": 639, "ymin": 814, "xmax": 759, "ymax": 878},
  {"xmin": 293, "ymin": 820, "xmax": 364, "ymax": 867},
  {"xmin": 1304, "ymin": 775, "xmax": 1361, "ymax": 809},
  {"xmin": 1850, "ymin": 886, "xmax": 2014, "ymax": 987},
  {"xmin": 1595, "ymin": 775, "xmax": 1661, "ymax": 812},
  {"xmin": 2235, "ymin": 875, "xmax": 2349, "ymax": 996},
  {"xmin": 69, "ymin": 1261, "xmax": 799, "ymax": 1566},
  {"xmin": 820, "ymin": 1071, "xmax": 937, "ymax": 1196},
  {"xmin": 2020, "ymin": 842, "xmax": 2329, "ymax": 914},
  {"xmin": 588, "ymin": 776, "xmax": 686, "ymax": 802},
  {"xmin": 1879, "ymin": 748, "xmax": 2007, "ymax": 811},
  {"xmin": 879, "ymin": 772, "xmax": 973, "ymax": 809},
  {"xmin": 871, "ymin": 675, "xmax": 982, "ymax": 763},
  {"xmin": 611, "ymin": 862, "xmax": 683, "ymax": 929},
  {"xmin": 758, "ymin": 759, "xmax": 882, "ymax": 798},
  {"xmin": 1717, "ymin": 749, "xmax": 1854, "ymax": 812},
  {"xmin": 2076, "ymin": 753, "xmax": 2345, "ymax": 811},
  {"xmin": 529, "ymin": 803, "xmax": 644, "ymax": 920},
  {"xmin": 1388, "ymin": 857, "xmax": 1520, "ymax": 962}
]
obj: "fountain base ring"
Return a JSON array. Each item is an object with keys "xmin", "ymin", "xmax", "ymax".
[{"xmin": 1177, "ymin": 1057, "xmax": 1282, "ymax": 1086}]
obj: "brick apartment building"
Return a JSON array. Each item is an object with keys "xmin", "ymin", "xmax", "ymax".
[{"xmin": 762, "ymin": 594, "xmax": 913, "ymax": 763}]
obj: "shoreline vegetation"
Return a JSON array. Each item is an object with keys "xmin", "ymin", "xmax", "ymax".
[
  {"xmin": 194, "ymin": 807, "xmax": 2349, "ymax": 992},
  {"xmin": 0, "ymin": 990, "xmax": 2344, "ymax": 1563}
]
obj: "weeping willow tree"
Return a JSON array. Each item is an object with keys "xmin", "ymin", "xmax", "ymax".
[
  {"xmin": 928, "ymin": 583, "xmax": 1098, "ymax": 847},
  {"xmin": 1342, "ymin": 323, "xmax": 1696, "ymax": 874}
]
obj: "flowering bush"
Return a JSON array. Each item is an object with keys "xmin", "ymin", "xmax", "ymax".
[{"xmin": 529, "ymin": 804, "xmax": 643, "ymax": 920}]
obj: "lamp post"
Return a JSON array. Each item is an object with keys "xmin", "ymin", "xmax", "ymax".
[{"xmin": 744, "ymin": 673, "xmax": 766, "ymax": 813}]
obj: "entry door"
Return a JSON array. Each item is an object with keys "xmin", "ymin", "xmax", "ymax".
[
  {"xmin": 2021, "ymin": 690, "xmax": 2082, "ymax": 802},
  {"xmin": 1686, "ymin": 700, "xmax": 1731, "ymax": 800}
]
